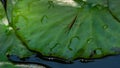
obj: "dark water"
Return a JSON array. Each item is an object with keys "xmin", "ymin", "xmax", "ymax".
[
  {"xmin": 8, "ymin": 55, "xmax": 120, "ymax": 68},
  {"xmin": 29, "ymin": 55, "xmax": 120, "ymax": 68},
  {"xmin": 41, "ymin": 56, "xmax": 120, "ymax": 68}
]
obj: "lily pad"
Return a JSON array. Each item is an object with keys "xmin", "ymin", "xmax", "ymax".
[
  {"xmin": 0, "ymin": 1, "xmax": 34, "ymax": 62},
  {"xmin": 6, "ymin": 0, "xmax": 120, "ymax": 62},
  {"xmin": 0, "ymin": 0, "xmax": 116, "ymax": 61},
  {"xmin": 108, "ymin": 0, "xmax": 120, "ymax": 22}
]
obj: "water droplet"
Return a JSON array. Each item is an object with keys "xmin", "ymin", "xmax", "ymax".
[
  {"xmin": 95, "ymin": 49, "xmax": 102, "ymax": 55},
  {"xmin": 41, "ymin": 15, "xmax": 48, "ymax": 24},
  {"xmin": 96, "ymin": 5, "xmax": 102, "ymax": 10},
  {"xmin": 103, "ymin": 25, "xmax": 108, "ymax": 29},
  {"xmin": 68, "ymin": 36, "xmax": 80, "ymax": 51},
  {"xmin": 48, "ymin": 1, "xmax": 54, "ymax": 8},
  {"xmin": 87, "ymin": 38, "xmax": 93, "ymax": 43},
  {"xmin": 91, "ymin": 3, "xmax": 97, "ymax": 7}
]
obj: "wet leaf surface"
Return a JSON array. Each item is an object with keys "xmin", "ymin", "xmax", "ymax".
[
  {"xmin": 6, "ymin": 0, "xmax": 120, "ymax": 61},
  {"xmin": 0, "ymin": 0, "xmax": 120, "ymax": 67}
]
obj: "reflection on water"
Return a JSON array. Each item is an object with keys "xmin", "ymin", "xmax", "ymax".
[{"xmin": 8, "ymin": 55, "xmax": 120, "ymax": 68}]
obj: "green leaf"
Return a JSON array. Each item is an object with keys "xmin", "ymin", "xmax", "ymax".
[
  {"xmin": 0, "ymin": 24, "xmax": 34, "ymax": 61},
  {"xmin": 0, "ymin": 1, "xmax": 34, "ymax": 62},
  {"xmin": 109, "ymin": 0, "xmax": 120, "ymax": 21},
  {"xmin": 0, "ymin": 1, "xmax": 10, "ymax": 61},
  {"xmin": 7, "ymin": 0, "xmax": 120, "ymax": 61}
]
